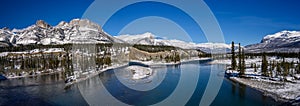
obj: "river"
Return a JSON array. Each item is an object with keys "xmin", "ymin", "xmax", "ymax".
[{"xmin": 0, "ymin": 60, "xmax": 280, "ymax": 105}]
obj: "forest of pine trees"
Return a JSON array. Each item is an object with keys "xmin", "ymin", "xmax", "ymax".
[
  {"xmin": 0, "ymin": 43, "xmax": 189, "ymax": 79},
  {"xmin": 230, "ymin": 41, "xmax": 300, "ymax": 80},
  {"xmin": 0, "ymin": 44, "xmax": 115, "ymax": 78}
]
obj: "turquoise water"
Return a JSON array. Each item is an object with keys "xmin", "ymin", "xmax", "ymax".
[{"xmin": 0, "ymin": 61, "xmax": 280, "ymax": 105}]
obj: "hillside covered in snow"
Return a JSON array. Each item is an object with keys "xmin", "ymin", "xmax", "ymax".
[
  {"xmin": 116, "ymin": 32, "xmax": 237, "ymax": 53},
  {"xmin": 245, "ymin": 30, "xmax": 300, "ymax": 53},
  {"xmin": 4, "ymin": 19, "xmax": 298, "ymax": 54},
  {"xmin": 0, "ymin": 19, "xmax": 123, "ymax": 47}
]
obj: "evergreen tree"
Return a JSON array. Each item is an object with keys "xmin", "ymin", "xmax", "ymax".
[
  {"xmin": 269, "ymin": 63, "xmax": 273, "ymax": 77},
  {"xmin": 261, "ymin": 53, "xmax": 268, "ymax": 77},
  {"xmin": 175, "ymin": 53, "xmax": 180, "ymax": 63},
  {"xmin": 298, "ymin": 51, "xmax": 300, "ymax": 61},
  {"xmin": 238, "ymin": 43, "xmax": 242, "ymax": 72},
  {"xmin": 231, "ymin": 41, "xmax": 237, "ymax": 70},
  {"xmin": 240, "ymin": 48, "xmax": 245, "ymax": 75},
  {"xmin": 283, "ymin": 61, "xmax": 289, "ymax": 77},
  {"xmin": 271, "ymin": 60, "xmax": 276, "ymax": 71},
  {"xmin": 254, "ymin": 64, "xmax": 257, "ymax": 72},
  {"xmin": 276, "ymin": 62, "xmax": 281, "ymax": 77},
  {"xmin": 296, "ymin": 62, "xmax": 300, "ymax": 74}
]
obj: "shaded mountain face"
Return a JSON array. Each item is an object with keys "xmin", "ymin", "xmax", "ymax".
[
  {"xmin": 245, "ymin": 30, "xmax": 300, "ymax": 53},
  {"xmin": 0, "ymin": 19, "xmax": 123, "ymax": 47}
]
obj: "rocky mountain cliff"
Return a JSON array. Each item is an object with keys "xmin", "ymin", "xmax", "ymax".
[
  {"xmin": 1, "ymin": 19, "xmax": 298, "ymax": 53},
  {"xmin": 0, "ymin": 19, "xmax": 123, "ymax": 47}
]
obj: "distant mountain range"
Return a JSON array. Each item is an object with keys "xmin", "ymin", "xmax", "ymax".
[
  {"xmin": 0, "ymin": 19, "xmax": 123, "ymax": 47},
  {"xmin": 245, "ymin": 30, "xmax": 300, "ymax": 53},
  {"xmin": 0, "ymin": 19, "xmax": 299, "ymax": 53},
  {"xmin": 116, "ymin": 32, "xmax": 238, "ymax": 53}
]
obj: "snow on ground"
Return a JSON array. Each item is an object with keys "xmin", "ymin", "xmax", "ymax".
[
  {"xmin": 0, "ymin": 48, "xmax": 65, "ymax": 57},
  {"xmin": 220, "ymin": 57, "xmax": 300, "ymax": 100},
  {"xmin": 6, "ymin": 68, "xmax": 64, "ymax": 79},
  {"xmin": 231, "ymin": 77, "xmax": 300, "ymax": 100},
  {"xmin": 0, "ymin": 52, "xmax": 8, "ymax": 57},
  {"xmin": 210, "ymin": 59, "xmax": 231, "ymax": 64},
  {"xmin": 212, "ymin": 56, "xmax": 299, "ymax": 65},
  {"xmin": 126, "ymin": 66, "xmax": 153, "ymax": 80},
  {"xmin": 130, "ymin": 57, "xmax": 211, "ymax": 66}
]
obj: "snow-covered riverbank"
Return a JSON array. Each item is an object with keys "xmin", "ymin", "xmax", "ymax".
[
  {"xmin": 66, "ymin": 57, "xmax": 211, "ymax": 86},
  {"xmin": 126, "ymin": 66, "xmax": 153, "ymax": 80},
  {"xmin": 65, "ymin": 63, "xmax": 128, "ymax": 87},
  {"xmin": 217, "ymin": 57, "xmax": 300, "ymax": 101},
  {"xmin": 130, "ymin": 57, "xmax": 211, "ymax": 67},
  {"xmin": 231, "ymin": 77, "xmax": 300, "ymax": 101},
  {"xmin": 4, "ymin": 68, "xmax": 64, "ymax": 79}
]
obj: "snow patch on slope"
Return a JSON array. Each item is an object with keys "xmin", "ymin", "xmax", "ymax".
[
  {"xmin": 0, "ymin": 19, "xmax": 123, "ymax": 47},
  {"xmin": 117, "ymin": 32, "xmax": 237, "ymax": 53}
]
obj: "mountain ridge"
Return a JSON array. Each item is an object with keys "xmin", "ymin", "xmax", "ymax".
[
  {"xmin": 116, "ymin": 32, "xmax": 238, "ymax": 53},
  {"xmin": 0, "ymin": 19, "xmax": 124, "ymax": 47},
  {"xmin": 245, "ymin": 30, "xmax": 300, "ymax": 53},
  {"xmin": 1, "ymin": 19, "xmax": 299, "ymax": 53}
]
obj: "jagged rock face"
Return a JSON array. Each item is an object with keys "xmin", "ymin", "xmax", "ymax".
[
  {"xmin": 245, "ymin": 30, "xmax": 300, "ymax": 53},
  {"xmin": 0, "ymin": 19, "xmax": 123, "ymax": 47},
  {"xmin": 36, "ymin": 20, "xmax": 50, "ymax": 29},
  {"xmin": 0, "ymin": 29, "xmax": 14, "ymax": 46},
  {"xmin": 69, "ymin": 19, "xmax": 102, "ymax": 32}
]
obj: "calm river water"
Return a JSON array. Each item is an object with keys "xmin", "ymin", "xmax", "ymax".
[{"xmin": 0, "ymin": 60, "xmax": 280, "ymax": 106}]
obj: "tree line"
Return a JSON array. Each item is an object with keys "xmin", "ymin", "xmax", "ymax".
[{"xmin": 230, "ymin": 41, "xmax": 300, "ymax": 80}]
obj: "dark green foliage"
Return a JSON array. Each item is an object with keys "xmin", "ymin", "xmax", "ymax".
[
  {"xmin": 133, "ymin": 44, "xmax": 176, "ymax": 53},
  {"xmin": 104, "ymin": 57, "xmax": 112, "ymax": 66},
  {"xmin": 281, "ymin": 60, "xmax": 290, "ymax": 77},
  {"xmin": 174, "ymin": 53, "xmax": 180, "ymax": 63},
  {"xmin": 261, "ymin": 53, "xmax": 268, "ymax": 77},
  {"xmin": 238, "ymin": 43, "xmax": 242, "ymax": 72},
  {"xmin": 240, "ymin": 48, "xmax": 245, "ymax": 75},
  {"xmin": 164, "ymin": 53, "xmax": 180, "ymax": 63},
  {"xmin": 198, "ymin": 53, "xmax": 211, "ymax": 58},
  {"xmin": 231, "ymin": 41, "xmax": 237, "ymax": 70},
  {"xmin": 276, "ymin": 63, "xmax": 282, "ymax": 77},
  {"xmin": 296, "ymin": 62, "xmax": 300, "ymax": 74},
  {"xmin": 298, "ymin": 51, "xmax": 300, "ymax": 61},
  {"xmin": 254, "ymin": 64, "xmax": 257, "ymax": 72},
  {"xmin": 246, "ymin": 52, "xmax": 299, "ymax": 58}
]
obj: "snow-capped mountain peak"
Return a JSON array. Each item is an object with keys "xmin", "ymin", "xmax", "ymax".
[
  {"xmin": 36, "ymin": 20, "xmax": 51, "ymax": 29},
  {"xmin": 116, "ymin": 32, "xmax": 159, "ymax": 45},
  {"xmin": 116, "ymin": 32, "xmax": 236, "ymax": 53},
  {"xmin": 263, "ymin": 30, "xmax": 300, "ymax": 42},
  {"xmin": 246, "ymin": 30, "xmax": 300, "ymax": 53},
  {"xmin": 0, "ymin": 19, "xmax": 123, "ymax": 47}
]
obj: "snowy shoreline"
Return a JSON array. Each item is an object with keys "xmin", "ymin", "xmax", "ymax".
[
  {"xmin": 5, "ymin": 68, "xmax": 64, "ymax": 79},
  {"xmin": 230, "ymin": 77, "xmax": 299, "ymax": 102},
  {"xmin": 130, "ymin": 57, "xmax": 212, "ymax": 67},
  {"xmin": 216, "ymin": 57, "xmax": 300, "ymax": 102},
  {"xmin": 65, "ymin": 57, "xmax": 212, "ymax": 87},
  {"xmin": 65, "ymin": 63, "xmax": 128, "ymax": 87}
]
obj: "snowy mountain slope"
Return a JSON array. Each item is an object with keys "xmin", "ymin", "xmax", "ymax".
[
  {"xmin": 0, "ymin": 19, "xmax": 123, "ymax": 47},
  {"xmin": 0, "ymin": 19, "xmax": 239, "ymax": 53},
  {"xmin": 245, "ymin": 30, "xmax": 300, "ymax": 53},
  {"xmin": 116, "ymin": 32, "xmax": 237, "ymax": 53}
]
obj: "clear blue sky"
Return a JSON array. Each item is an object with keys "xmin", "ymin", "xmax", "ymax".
[{"xmin": 1, "ymin": 0, "xmax": 300, "ymax": 45}]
